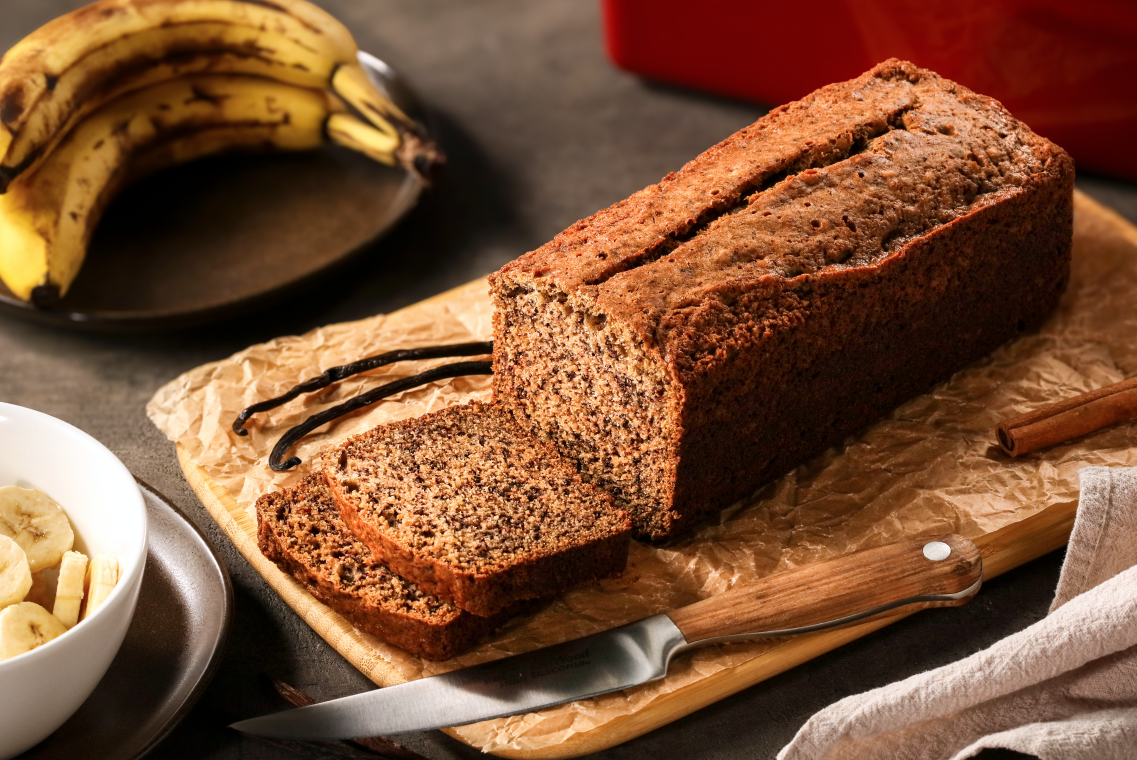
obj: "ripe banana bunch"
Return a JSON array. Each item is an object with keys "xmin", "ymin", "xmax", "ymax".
[
  {"xmin": 0, "ymin": 0, "xmax": 443, "ymax": 304},
  {"xmin": 0, "ymin": 75, "xmax": 399, "ymax": 302}
]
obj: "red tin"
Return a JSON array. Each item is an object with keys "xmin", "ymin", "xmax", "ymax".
[{"xmin": 602, "ymin": 0, "xmax": 1137, "ymax": 180}]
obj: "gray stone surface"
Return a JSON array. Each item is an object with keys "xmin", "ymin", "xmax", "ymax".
[{"xmin": 1, "ymin": 2, "xmax": 1134, "ymax": 758}]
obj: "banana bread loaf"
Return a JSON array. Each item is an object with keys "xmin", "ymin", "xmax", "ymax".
[
  {"xmin": 256, "ymin": 474, "xmax": 508, "ymax": 660},
  {"xmin": 490, "ymin": 59, "xmax": 1074, "ymax": 539},
  {"xmin": 324, "ymin": 401, "xmax": 631, "ymax": 617}
]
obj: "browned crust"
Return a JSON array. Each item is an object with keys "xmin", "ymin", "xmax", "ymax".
[
  {"xmin": 255, "ymin": 484, "xmax": 505, "ymax": 660},
  {"xmin": 665, "ymin": 154, "xmax": 1075, "ymax": 532},
  {"xmin": 490, "ymin": 59, "xmax": 925, "ymax": 299},
  {"xmin": 327, "ymin": 456, "xmax": 631, "ymax": 618},
  {"xmin": 489, "ymin": 58, "xmax": 1075, "ymax": 539}
]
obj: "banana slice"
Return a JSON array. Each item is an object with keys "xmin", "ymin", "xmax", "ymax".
[
  {"xmin": 0, "ymin": 535, "xmax": 32, "ymax": 609},
  {"xmin": 52, "ymin": 551, "xmax": 87, "ymax": 628},
  {"xmin": 0, "ymin": 486, "xmax": 75, "ymax": 573},
  {"xmin": 82, "ymin": 556, "xmax": 119, "ymax": 621},
  {"xmin": 0, "ymin": 602, "xmax": 67, "ymax": 660}
]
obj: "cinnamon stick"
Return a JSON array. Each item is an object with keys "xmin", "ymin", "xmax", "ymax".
[{"xmin": 996, "ymin": 375, "xmax": 1137, "ymax": 457}]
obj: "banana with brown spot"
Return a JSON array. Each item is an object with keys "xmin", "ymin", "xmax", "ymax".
[
  {"xmin": 0, "ymin": 0, "xmax": 437, "ymax": 189},
  {"xmin": 0, "ymin": 74, "xmax": 396, "ymax": 302}
]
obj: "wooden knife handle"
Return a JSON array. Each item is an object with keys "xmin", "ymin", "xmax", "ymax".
[{"xmin": 667, "ymin": 534, "xmax": 982, "ymax": 646}]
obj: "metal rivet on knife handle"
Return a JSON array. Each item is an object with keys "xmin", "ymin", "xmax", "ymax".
[
  {"xmin": 923, "ymin": 541, "xmax": 951, "ymax": 561},
  {"xmin": 665, "ymin": 534, "xmax": 983, "ymax": 646}
]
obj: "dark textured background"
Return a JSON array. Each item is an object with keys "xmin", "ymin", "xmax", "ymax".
[{"xmin": 2, "ymin": 2, "xmax": 1135, "ymax": 758}]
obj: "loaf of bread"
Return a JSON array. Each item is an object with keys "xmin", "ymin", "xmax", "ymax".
[
  {"xmin": 490, "ymin": 59, "xmax": 1074, "ymax": 539},
  {"xmin": 256, "ymin": 474, "xmax": 509, "ymax": 660},
  {"xmin": 324, "ymin": 401, "xmax": 631, "ymax": 617}
]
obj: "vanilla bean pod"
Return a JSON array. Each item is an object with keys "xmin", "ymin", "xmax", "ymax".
[
  {"xmin": 269, "ymin": 359, "xmax": 493, "ymax": 471},
  {"xmin": 233, "ymin": 341, "xmax": 492, "ymax": 435}
]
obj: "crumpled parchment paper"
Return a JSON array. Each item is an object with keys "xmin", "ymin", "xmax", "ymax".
[{"xmin": 148, "ymin": 191, "xmax": 1137, "ymax": 755}]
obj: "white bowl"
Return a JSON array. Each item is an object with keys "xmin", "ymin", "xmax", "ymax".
[{"xmin": 0, "ymin": 403, "xmax": 147, "ymax": 759}]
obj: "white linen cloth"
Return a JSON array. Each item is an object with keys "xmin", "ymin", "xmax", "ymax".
[{"xmin": 779, "ymin": 466, "xmax": 1137, "ymax": 760}]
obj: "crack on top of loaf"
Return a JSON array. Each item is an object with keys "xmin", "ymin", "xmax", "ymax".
[
  {"xmin": 567, "ymin": 100, "xmax": 923, "ymax": 290},
  {"xmin": 596, "ymin": 96, "xmax": 1056, "ymax": 349},
  {"xmin": 495, "ymin": 59, "xmax": 1055, "ymax": 341},
  {"xmin": 494, "ymin": 66, "xmax": 938, "ymax": 295}
]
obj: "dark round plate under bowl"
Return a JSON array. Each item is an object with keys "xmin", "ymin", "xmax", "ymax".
[
  {"xmin": 18, "ymin": 480, "xmax": 233, "ymax": 760},
  {"xmin": 0, "ymin": 53, "xmax": 424, "ymax": 331}
]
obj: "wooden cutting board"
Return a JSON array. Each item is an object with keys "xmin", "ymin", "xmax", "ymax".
[
  {"xmin": 180, "ymin": 453, "xmax": 1075, "ymax": 757},
  {"xmin": 173, "ymin": 191, "xmax": 1137, "ymax": 758}
]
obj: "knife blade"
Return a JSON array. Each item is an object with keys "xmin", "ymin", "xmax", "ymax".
[{"xmin": 232, "ymin": 533, "xmax": 982, "ymax": 740}]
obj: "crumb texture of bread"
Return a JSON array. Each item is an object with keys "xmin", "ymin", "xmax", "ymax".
[
  {"xmin": 324, "ymin": 402, "xmax": 631, "ymax": 617},
  {"xmin": 255, "ymin": 474, "xmax": 506, "ymax": 660},
  {"xmin": 491, "ymin": 58, "xmax": 1074, "ymax": 539}
]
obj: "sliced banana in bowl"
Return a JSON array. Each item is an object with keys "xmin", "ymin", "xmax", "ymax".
[
  {"xmin": 0, "ymin": 602, "xmax": 67, "ymax": 661},
  {"xmin": 0, "ymin": 488, "xmax": 119, "ymax": 645},
  {"xmin": 52, "ymin": 551, "xmax": 88, "ymax": 629},
  {"xmin": 0, "ymin": 536, "xmax": 32, "ymax": 609},
  {"xmin": 0, "ymin": 402, "xmax": 145, "ymax": 759},
  {"xmin": 0, "ymin": 486, "xmax": 75, "ymax": 574}
]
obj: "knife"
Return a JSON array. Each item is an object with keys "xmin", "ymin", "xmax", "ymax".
[{"xmin": 232, "ymin": 533, "xmax": 982, "ymax": 740}]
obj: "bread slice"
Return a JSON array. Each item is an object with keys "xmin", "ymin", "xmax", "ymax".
[
  {"xmin": 256, "ymin": 474, "xmax": 507, "ymax": 660},
  {"xmin": 324, "ymin": 401, "xmax": 631, "ymax": 617},
  {"xmin": 490, "ymin": 58, "xmax": 1074, "ymax": 539}
]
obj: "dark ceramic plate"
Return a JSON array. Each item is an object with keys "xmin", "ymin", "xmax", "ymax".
[
  {"xmin": 0, "ymin": 53, "xmax": 424, "ymax": 331},
  {"xmin": 18, "ymin": 480, "xmax": 233, "ymax": 760}
]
